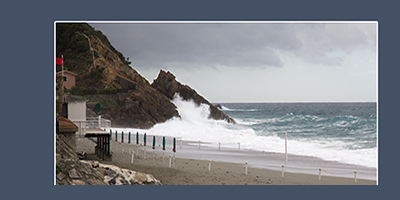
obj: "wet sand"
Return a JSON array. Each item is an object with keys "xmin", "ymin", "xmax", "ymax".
[{"xmin": 76, "ymin": 136, "xmax": 376, "ymax": 185}]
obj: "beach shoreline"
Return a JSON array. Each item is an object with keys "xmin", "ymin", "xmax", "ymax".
[{"xmin": 75, "ymin": 136, "xmax": 376, "ymax": 185}]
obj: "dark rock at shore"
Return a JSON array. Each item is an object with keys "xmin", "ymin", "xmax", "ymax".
[
  {"xmin": 151, "ymin": 70, "xmax": 236, "ymax": 124},
  {"xmin": 110, "ymin": 86, "xmax": 179, "ymax": 128},
  {"xmin": 68, "ymin": 168, "xmax": 82, "ymax": 179}
]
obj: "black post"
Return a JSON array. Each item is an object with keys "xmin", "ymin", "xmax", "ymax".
[
  {"xmin": 107, "ymin": 136, "xmax": 110, "ymax": 156},
  {"xmin": 102, "ymin": 136, "xmax": 105, "ymax": 159},
  {"xmin": 100, "ymin": 136, "xmax": 103, "ymax": 159},
  {"xmin": 101, "ymin": 136, "xmax": 104, "ymax": 160},
  {"xmin": 96, "ymin": 136, "xmax": 100, "ymax": 157}
]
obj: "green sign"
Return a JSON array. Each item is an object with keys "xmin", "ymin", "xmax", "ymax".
[
  {"xmin": 163, "ymin": 137, "xmax": 166, "ymax": 150},
  {"xmin": 98, "ymin": 103, "xmax": 101, "ymax": 115}
]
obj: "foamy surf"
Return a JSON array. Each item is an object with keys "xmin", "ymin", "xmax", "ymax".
[{"xmin": 110, "ymin": 95, "xmax": 377, "ymax": 170}]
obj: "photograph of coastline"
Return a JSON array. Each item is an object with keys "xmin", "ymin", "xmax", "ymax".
[{"xmin": 55, "ymin": 21, "xmax": 377, "ymax": 185}]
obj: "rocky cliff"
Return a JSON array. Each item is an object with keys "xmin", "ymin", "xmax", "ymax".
[
  {"xmin": 152, "ymin": 70, "xmax": 236, "ymax": 124},
  {"xmin": 85, "ymin": 33, "xmax": 180, "ymax": 128},
  {"xmin": 57, "ymin": 23, "xmax": 234, "ymax": 128}
]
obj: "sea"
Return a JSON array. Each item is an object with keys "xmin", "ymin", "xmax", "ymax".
[{"xmin": 111, "ymin": 94, "xmax": 377, "ymax": 179}]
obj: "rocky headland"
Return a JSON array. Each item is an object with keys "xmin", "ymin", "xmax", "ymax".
[
  {"xmin": 56, "ymin": 23, "xmax": 235, "ymax": 129},
  {"xmin": 151, "ymin": 70, "xmax": 236, "ymax": 124}
]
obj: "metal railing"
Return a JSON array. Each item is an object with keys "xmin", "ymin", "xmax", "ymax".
[
  {"xmin": 107, "ymin": 129, "xmax": 377, "ymax": 183},
  {"xmin": 71, "ymin": 118, "xmax": 112, "ymax": 137},
  {"xmin": 86, "ymin": 117, "xmax": 112, "ymax": 129}
]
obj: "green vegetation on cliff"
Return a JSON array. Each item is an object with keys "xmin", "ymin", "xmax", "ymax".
[{"xmin": 56, "ymin": 23, "xmax": 131, "ymax": 94}]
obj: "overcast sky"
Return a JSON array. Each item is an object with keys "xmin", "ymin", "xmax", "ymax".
[{"xmin": 89, "ymin": 22, "xmax": 377, "ymax": 103}]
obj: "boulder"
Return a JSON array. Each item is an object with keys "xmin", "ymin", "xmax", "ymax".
[
  {"xmin": 56, "ymin": 159, "xmax": 162, "ymax": 185},
  {"xmin": 100, "ymin": 163, "xmax": 162, "ymax": 185},
  {"xmin": 68, "ymin": 168, "xmax": 82, "ymax": 179},
  {"xmin": 78, "ymin": 160, "xmax": 92, "ymax": 174},
  {"xmin": 56, "ymin": 172, "xmax": 66, "ymax": 181},
  {"xmin": 71, "ymin": 179, "xmax": 86, "ymax": 185},
  {"xmin": 92, "ymin": 161, "xmax": 99, "ymax": 168}
]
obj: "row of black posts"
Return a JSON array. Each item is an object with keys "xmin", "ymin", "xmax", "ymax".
[
  {"xmin": 94, "ymin": 135, "xmax": 111, "ymax": 160},
  {"xmin": 109, "ymin": 130, "xmax": 176, "ymax": 152}
]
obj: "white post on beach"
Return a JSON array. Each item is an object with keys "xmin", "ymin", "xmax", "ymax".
[
  {"xmin": 131, "ymin": 151, "xmax": 135, "ymax": 164},
  {"xmin": 169, "ymin": 154, "xmax": 172, "ymax": 168},
  {"xmin": 219, "ymin": 142, "xmax": 221, "ymax": 151},
  {"xmin": 245, "ymin": 161, "xmax": 248, "ymax": 175},
  {"xmin": 354, "ymin": 171, "xmax": 357, "ymax": 183},
  {"xmin": 319, "ymin": 168, "xmax": 322, "ymax": 181},
  {"xmin": 208, "ymin": 160, "xmax": 211, "ymax": 171},
  {"xmin": 173, "ymin": 153, "xmax": 176, "ymax": 167},
  {"xmin": 162, "ymin": 151, "xmax": 165, "ymax": 164},
  {"xmin": 285, "ymin": 132, "xmax": 288, "ymax": 162},
  {"xmin": 282, "ymin": 164, "xmax": 285, "ymax": 177}
]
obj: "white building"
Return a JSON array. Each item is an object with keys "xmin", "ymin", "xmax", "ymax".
[
  {"xmin": 64, "ymin": 96, "xmax": 112, "ymax": 136},
  {"xmin": 67, "ymin": 100, "xmax": 87, "ymax": 137}
]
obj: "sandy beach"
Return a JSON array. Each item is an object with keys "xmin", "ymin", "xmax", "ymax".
[{"xmin": 76, "ymin": 136, "xmax": 376, "ymax": 185}]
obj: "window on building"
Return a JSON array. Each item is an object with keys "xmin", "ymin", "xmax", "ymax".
[{"xmin": 63, "ymin": 76, "xmax": 67, "ymax": 82}]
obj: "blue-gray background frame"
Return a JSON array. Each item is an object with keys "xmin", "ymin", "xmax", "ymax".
[{"xmin": 2, "ymin": 0, "xmax": 396, "ymax": 199}]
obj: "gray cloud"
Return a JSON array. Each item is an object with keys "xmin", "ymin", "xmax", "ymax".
[
  {"xmin": 293, "ymin": 23, "xmax": 376, "ymax": 66},
  {"xmin": 90, "ymin": 22, "xmax": 376, "ymax": 70}
]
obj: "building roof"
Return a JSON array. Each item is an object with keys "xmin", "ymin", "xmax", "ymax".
[
  {"xmin": 85, "ymin": 128, "xmax": 110, "ymax": 137},
  {"xmin": 56, "ymin": 70, "xmax": 77, "ymax": 76},
  {"xmin": 65, "ymin": 94, "xmax": 88, "ymax": 103},
  {"xmin": 57, "ymin": 116, "xmax": 78, "ymax": 133}
]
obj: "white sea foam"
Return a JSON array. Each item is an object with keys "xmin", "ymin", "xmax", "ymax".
[
  {"xmin": 111, "ymin": 94, "xmax": 377, "ymax": 169},
  {"xmin": 220, "ymin": 105, "xmax": 259, "ymax": 112},
  {"xmin": 234, "ymin": 118, "xmax": 273, "ymax": 125},
  {"xmin": 220, "ymin": 105, "xmax": 232, "ymax": 111}
]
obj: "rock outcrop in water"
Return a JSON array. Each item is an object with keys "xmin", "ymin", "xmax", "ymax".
[{"xmin": 152, "ymin": 70, "xmax": 236, "ymax": 124}]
